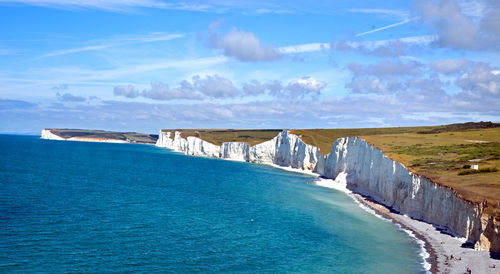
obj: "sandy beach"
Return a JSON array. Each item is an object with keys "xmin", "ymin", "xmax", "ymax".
[{"xmin": 353, "ymin": 193, "xmax": 499, "ymax": 274}]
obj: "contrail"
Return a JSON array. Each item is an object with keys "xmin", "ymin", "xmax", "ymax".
[{"xmin": 356, "ymin": 18, "xmax": 414, "ymax": 37}]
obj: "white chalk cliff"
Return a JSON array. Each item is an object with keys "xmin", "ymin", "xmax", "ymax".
[
  {"xmin": 155, "ymin": 129, "xmax": 494, "ymax": 251},
  {"xmin": 221, "ymin": 142, "xmax": 249, "ymax": 161},
  {"xmin": 41, "ymin": 129, "xmax": 128, "ymax": 143},
  {"xmin": 41, "ymin": 129, "xmax": 65, "ymax": 140},
  {"xmin": 323, "ymin": 137, "xmax": 482, "ymax": 243}
]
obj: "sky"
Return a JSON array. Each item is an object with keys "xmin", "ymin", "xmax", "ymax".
[{"xmin": 0, "ymin": 0, "xmax": 499, "ymax": 134}]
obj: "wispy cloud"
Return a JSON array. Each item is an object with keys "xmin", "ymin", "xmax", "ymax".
[
  {"xmin": 0, "ymin": 0, "xmax": 291, "ymax": 14},
  {"xmin": 0, "ymin": 56, "xmax": 229, "ymax": 89},
  {"xmin": 39, "ymin": 33, "xmax": 184, "ymax": 58},
  {"xmin": 0, "ymin": 0, "xmax": 212, "ymax": 12},
  {"xmin": 0, "ymin": 48, "xmax": 18, "ymax": 55},
  {"xmin": 348, "ymin": 8, "xmax": 409, "ymax": 19},
  {"xmin": 278, "ymin": 43, "xmax": 330, "ymax": 54},
  {"xmin": 278, "ymin": 35, "xmax": 434, "ymax": 55},
  {"xmin": 355, "ymin": 18, "xmax": 414, "ymax": 37}
]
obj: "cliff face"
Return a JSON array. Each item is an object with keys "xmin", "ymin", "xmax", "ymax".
[
  {"xmin": 41, "ymin": 129, "xmax": 65, "ymax": 140},
  {"xmin": 155, "ymin": 130, "xmax": 497, "ymax": 252},
  {"xmin": 221, "ymin": 142, "xmax": 250, "ymax": 161},
  {"xmin": 477, "ymin": 215, "xmax": 500, "ymax": 252},
  {"xmin": 186, "ymin": 136, "xmax": 220, "ymax": 158},
  {"xmin": 323, "ymin": 137, "xmax": 483, "ymax": 243}
]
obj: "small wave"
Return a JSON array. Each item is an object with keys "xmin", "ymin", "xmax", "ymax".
[
  {"xmin": 399, "ymin": 226, "xmax": 431, "ymax": 273},
  {"xmin": 267, "ymin": 163, "xmax": 319, "ymax": 177}
]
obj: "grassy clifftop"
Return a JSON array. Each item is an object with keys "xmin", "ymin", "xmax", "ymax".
[
  {"xmin": 291, "ymin": 122, "xmax": 500, "ymax": 216},
  {"xmin": 48, "ymin": 129, "xmax": 158, "ymax": 144},
  {"xmin": 290, "ymin": 122, "xmax": 500, "ymax": 154}
]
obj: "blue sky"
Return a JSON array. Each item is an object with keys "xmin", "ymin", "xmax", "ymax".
[{"xmin": 0, "ymin": 0, "xmax": 499, "ymax": 134}]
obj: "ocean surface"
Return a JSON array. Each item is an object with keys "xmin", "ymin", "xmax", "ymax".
[{"xmin": 0, "ymin": 135, "xmax": 425, "ymax": 273}]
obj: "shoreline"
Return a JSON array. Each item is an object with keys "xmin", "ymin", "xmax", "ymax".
[
  {"xmin": 352, "ymin": 193, "xmax": 437, "ymax": 273},
  {"xmin": 355, "ymin": 193, "xmax": 499, "ymax": 274},
  {"xmin": 312, "ymin": 175, "xmax": 498, "ymax": 274}
]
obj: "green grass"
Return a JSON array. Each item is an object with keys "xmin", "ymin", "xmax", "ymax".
[
  {"xmin": 290, "ymin": 122, "xmax": 500, "ymax": 154},
  {"xmin": 458, "ymin": 168, "xmax": 498, "ymax": 176},
  {"xmin": 392, "ymin": 143, "xmax": 500, "ymax": 162}
]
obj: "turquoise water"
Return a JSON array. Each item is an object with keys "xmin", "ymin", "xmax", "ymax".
[{"xmin": 0, "ymin": 135, "xmax": 425, "ymax": 273}]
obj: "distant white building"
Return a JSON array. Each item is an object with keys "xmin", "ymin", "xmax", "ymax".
[{"xmin": 471, "ymin": 165, "xmax": 479, "ymax": 170}]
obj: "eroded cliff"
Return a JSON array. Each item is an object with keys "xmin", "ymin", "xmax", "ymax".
[{"xmin": 156, "ymin": 129, "xmax": 497, "ymax": 252}]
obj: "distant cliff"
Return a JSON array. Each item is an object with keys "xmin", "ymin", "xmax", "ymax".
[
  {"xmin": 41, "ymin": 129, "xmax": 157, "ymax": 144},
  {"xmin": 41, "ymin": 129, "xmax": 66, "ymax": 141},
  {"xmin": 156, "ymin": 129, "xmax": 498, "ymax": 252}
]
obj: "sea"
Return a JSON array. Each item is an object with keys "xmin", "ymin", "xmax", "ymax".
[{"xmin": 0, "ymin": 135, "xmax": 426, "ymax": 273}]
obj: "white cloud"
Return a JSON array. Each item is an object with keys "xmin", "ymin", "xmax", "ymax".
[
  {"xmin": 142, "ymin": 81, "xmax": 203, "ymax": 100},
  {"xmin": 346, "ymin": 77, "xmax": 402, "ymax": 94},
  {"xmin": 416, "ymin": 0, "xmax": 478, "ymax": 49},
  {"xmin": 114, "ymin": 84, "xmax": 140, "ymax": 98},
  {"xmin": 456, "ymin": 63, "xmax": 500, "ymax": 95},
  {"xmin": 52, "ymin": 84, "xmax": 68, "ymax": 90},
  {"xmin": 240, "ymin": 77, "xmax": 326, "ymax": 98},
  {"xmin": 344, "ymin": 58, "xmax": 500, "ymax": 112},
  {"xmin": 457, "ymin": 0, "xmax": 487, "ymax": 17},
  {"xmin": 286, "ymin": 76, "xmax": 326, "ymax": 93},
  {"xmin": 430, "ymin": 59, "xmax": 469, "ymax": 74},
  {"xmin": 345, "ymin": 60, "xmax": 439, "ymax": 96},
  {"xmin": 242, "ymin": 80, "xmax": 268, "ymax": 95},
  {"xmin": 209, "ymin": 27, "xmax": 280, "ymax": 62},
  {"xmin": 56, "ymin": 92, "xmax": 86, "ymax": 102},
  {"xmin": 415, "ymin": 0, "xmax": 500, "ymax": 51},
  {"xmin": 242, "ymin": 80, "xmax": 282, "ymax": 95},
  {"xmin": 349, "ymin": 60, "xmax": 422, "ymax": 77},
  {"xmin": 113, "ymin": 75, "xmax": 328, "ymax": 101},
  {"xmin": 115, "ymin": 74, "xmax": 240, "ymax": 101},
  {"xmin": 191, "ymin": 74, "xmax": 240, "ymax": 98}
]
